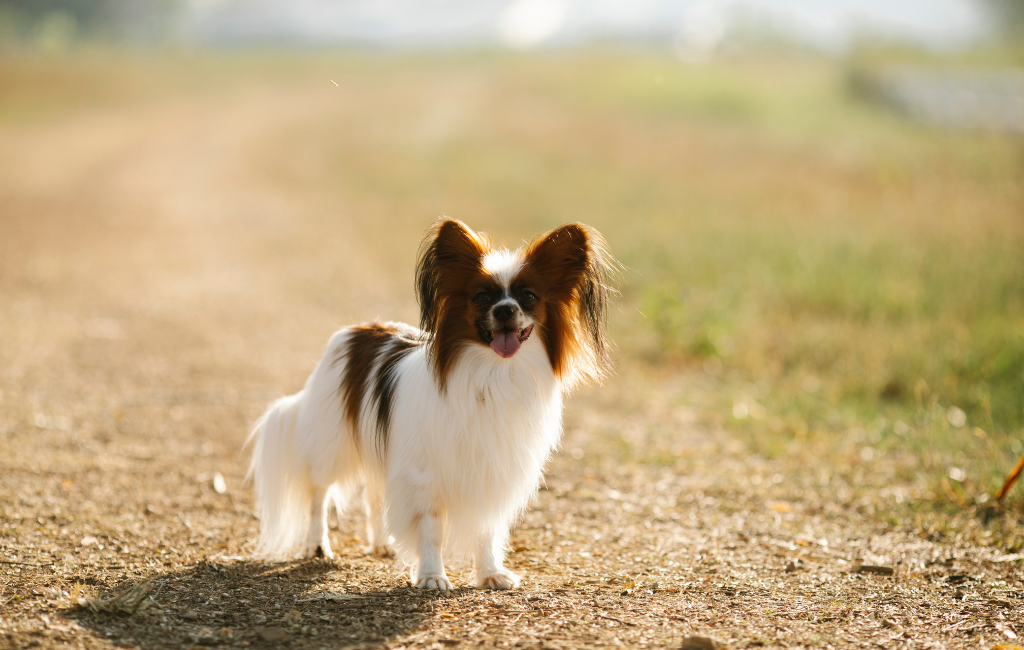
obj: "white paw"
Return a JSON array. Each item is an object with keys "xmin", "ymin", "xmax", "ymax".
[
  {"xmin": 415, "ymin": 573, "xmax": 452, "ymax": 592},
  {"xmin": 367, "ymin": 544, "xmax": 395, "ymax": 558},
  {"xmin": 302, "ymin": 541, "xmax": 333, "ymax": 559},
  {"xmin": 476, "ymin": 570, "xmax": 520, "ymax": 590}
]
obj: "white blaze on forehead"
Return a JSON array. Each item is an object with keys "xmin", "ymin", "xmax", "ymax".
[{"xmin": 482, "ymin": 248, "xmax": 523, "ymax": 289}]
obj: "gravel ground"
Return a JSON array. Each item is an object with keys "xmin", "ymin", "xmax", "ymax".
[{"xmin": 1, "ymin": 63, "xmax": 1022, "ymax": 650}]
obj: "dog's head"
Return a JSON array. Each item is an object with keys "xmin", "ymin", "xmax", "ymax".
[{"xmin": 415, "ymin": 218, "xmax": 616, "ymax": 390}]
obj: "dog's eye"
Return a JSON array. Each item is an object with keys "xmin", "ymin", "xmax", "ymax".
[
  {"xmin": 520, "ymin": 290, "xmax": 538, "ymax": 304},
  {"xmin": 473, "ymin": 291, "xmax": 490, "ymax": 304}
]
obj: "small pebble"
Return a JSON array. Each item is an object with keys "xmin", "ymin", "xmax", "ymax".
[
  {"xmin": 255, "ymin": 627, "xmax": 289, "ymax": 643},
  {"xmin": 682, "ymin": 635, "xmax": 722, "ymax": 650},
  {"xmin": 212, "ymin": 472, "xmax": 227, "ymax": 494}
]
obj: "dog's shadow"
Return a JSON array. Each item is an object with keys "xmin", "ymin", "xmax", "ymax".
[{"xmin": 66, "ymin": 557, "xmax": 466, "ymax": 648}]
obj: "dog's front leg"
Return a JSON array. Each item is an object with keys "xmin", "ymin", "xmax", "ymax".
[
  {"xmin": 412, "ymin": 508, "xmax": 451, "ymax": 592},
  {"xmin": 474, "ymin": 529, "xmax": 520, "ymax": 589}
]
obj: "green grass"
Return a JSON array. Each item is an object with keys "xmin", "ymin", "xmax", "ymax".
[
  {"xmin": 597, "ymin": 60, "xmax": 1024, "ymax": 499},
  {"xmin": 2, "ymin": 47, "xmax": 1022, "ymax": 504},
  {"xmin": 492, "ymin": 52, "xmax": 1024, "ymax": 499}
]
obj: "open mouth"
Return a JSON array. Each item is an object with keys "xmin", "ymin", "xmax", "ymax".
[{"xmin": 480, "ymin": 325, "xmax": 533, "ymax": 358}]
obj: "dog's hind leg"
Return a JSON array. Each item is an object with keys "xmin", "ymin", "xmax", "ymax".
[
  {"xmin": 363, "ymin": 479, "xmax": 394, "ymax": 557},
  {"xmin": 303, "ymin": 484, "xmax": 333, "ymax": 559}
]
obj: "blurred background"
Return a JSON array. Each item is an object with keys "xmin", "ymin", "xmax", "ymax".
[
  {"xmin": 0, "ymin": 0, "xmax": 1018, "ymax": 51},
  {"xmin": 1, "ymin": 0, "xmax": 1022, "ymax": 512}
]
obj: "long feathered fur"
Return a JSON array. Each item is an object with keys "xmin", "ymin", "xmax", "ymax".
[{"xmin": 247, "ymin": 219, "xmax": 616, "ymax": 590}]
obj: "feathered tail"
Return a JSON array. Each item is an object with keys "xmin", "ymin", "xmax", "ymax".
[{"xmin": 246, "ymin": 392, "xmax": 311, "ymax": 560}]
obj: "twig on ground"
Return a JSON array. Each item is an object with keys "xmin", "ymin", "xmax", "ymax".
[
  {"xmin": 596, "ymin": 613, "xmax": 637, "ymax": 627},
  {"xmin": 997, "ymin": 453, "xmax": 1024, "ymax": 500}
]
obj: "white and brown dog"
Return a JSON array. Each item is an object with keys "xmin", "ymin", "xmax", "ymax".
[{"xmin": 247, "ymin": 218, "xmax": 615, "ymax": 591}]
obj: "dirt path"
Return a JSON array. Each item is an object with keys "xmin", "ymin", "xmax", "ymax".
[{"xmin": 0, "ymin": 69, "xmax": 1021, "ymax": 650}]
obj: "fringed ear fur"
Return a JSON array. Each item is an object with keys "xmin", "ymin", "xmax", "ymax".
[
  {"xmin": 524, "ymin": 223, "xmax": 618, "ymax": 388},
  {"xmin": 416, "ymin": 217, "xmax": 617, "ymax": 390},
  {"xmin": 415, "ymin": 218, "xmax": 489, "ymax": 334},
  {"xmin": 414, "ymin": 217, "xmax": 490, "ymax": 386}
]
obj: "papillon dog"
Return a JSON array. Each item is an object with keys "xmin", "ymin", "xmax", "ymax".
[{"xmin": 247, "ymin": 218, "xmax": 615, "ymax": 591}]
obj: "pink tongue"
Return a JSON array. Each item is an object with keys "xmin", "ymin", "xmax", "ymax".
[{"xmin": 490, "ymin": 331, "xmax": 522, "ymax": 358}]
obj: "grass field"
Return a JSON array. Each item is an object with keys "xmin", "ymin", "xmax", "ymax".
[{"xmin": 1, "ymin": 49, "xmax": 1023, "ymax": 649}]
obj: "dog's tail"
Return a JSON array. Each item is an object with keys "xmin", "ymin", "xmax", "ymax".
[{"xmin": 246, "ymin": 392, "xmax": 310, "ymax": 560}]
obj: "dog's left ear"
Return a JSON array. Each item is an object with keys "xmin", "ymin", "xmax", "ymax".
[
  {"xmin": 525, "ymin": 223, "xmax": 617, "ymax": 384},
  {"xmin": 523, "ymin": 224, "xmax": 590, "ymax": 299}
]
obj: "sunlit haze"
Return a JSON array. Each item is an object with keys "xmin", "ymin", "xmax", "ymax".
[{"xmin": 187, "ymin": 0, "xmax": 989, "ymax": 50}]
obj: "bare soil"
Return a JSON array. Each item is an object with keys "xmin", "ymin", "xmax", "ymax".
[{"xmin": 1, "ymin": 60, "xmax": 1022, "ymax": 650}]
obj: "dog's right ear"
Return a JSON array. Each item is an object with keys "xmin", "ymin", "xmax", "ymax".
[{"xmin": 415, "ymin": 218, "xmax": 489, "ymax": 333}]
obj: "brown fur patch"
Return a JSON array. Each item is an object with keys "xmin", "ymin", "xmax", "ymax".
[
  {"xmin": 415, "ymin": 218, "xmax": 491, "ymax": 389},
  {"xmin": 338, "ymin": 323, "xmax": 425, "ymax": 456},
  {"xmin": 520, "ymin": 223, "xmax": 616, "ymax": 388},
  {"xmin": 371, "ymin": 326, "xmax": 426, "ymax": 455}
]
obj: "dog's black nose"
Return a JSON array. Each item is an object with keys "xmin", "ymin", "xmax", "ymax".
[{"xmin": 493, "ymin": 304, "xmax": 514, "ymax": 321}]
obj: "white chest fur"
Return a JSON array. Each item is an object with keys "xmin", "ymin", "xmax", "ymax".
[{"xmin": 384, "ymin": 338, "xmax": 563, "ymax": 554}]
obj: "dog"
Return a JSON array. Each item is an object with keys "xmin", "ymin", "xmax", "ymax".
[{"xmin": 247, "ymin": 218, "xmax": 615, "ymax": 591}]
